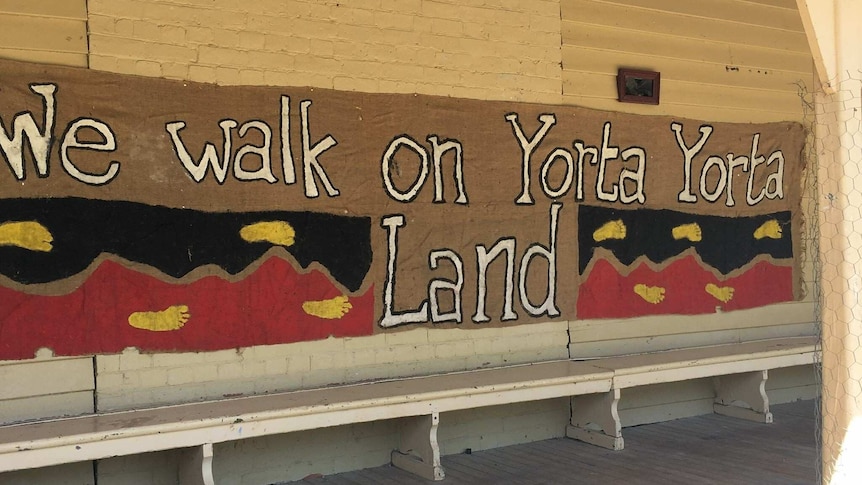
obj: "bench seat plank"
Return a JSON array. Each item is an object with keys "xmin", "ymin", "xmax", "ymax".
[
  {"xmin": 0, "ymin": 337, "xmax": 819, "ymax": 477},
  {"xmin": 0, "ymin": 360, "xmax": 612, "ymax": 472},
  {"xmin": 591, "ymin": 336, "xmax": 817, "ymax": 388},
  {"xmin": 565, "ymin": 336, "xmax": 818, "ymax": 451}
]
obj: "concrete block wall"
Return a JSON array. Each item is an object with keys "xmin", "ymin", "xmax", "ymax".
[{"xmin": 86, "ymin": 0, "xmax": 563, "ymax": 104}]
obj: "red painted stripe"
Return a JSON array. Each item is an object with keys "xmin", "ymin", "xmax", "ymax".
[
  {"xmin": 0, "ymin": 259, "xmax": 373, "ymax": 360},
  {"xmin": 577, "ymin": 256, "xmax": 793, "ymax": 319}
]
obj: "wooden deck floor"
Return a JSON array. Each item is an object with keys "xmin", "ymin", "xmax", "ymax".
[{"xmin": 289, "ymin": 400, "xmax": 817, "ymax": 485}]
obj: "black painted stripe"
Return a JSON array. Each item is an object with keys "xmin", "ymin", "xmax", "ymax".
[
  {"xmin": 578, "ymin": 205, "xmax": 792, "ymax": 275},
  {"xmin": 0, "ymin": 198, "xmax": 371, "ymax": 292}
]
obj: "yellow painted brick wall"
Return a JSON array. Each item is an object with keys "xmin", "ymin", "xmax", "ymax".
[
  {"xmin": 0, "ymin": 0, "xmax": 88, "ymax": 66},
  {"xmin": 86, "ymin": 0, "xmax": 563, "ymax": 103}
]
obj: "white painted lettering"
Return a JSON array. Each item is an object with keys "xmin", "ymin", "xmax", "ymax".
[
  {"xmin": 427, "ymin": 135, "xmax": 467, "ymax": 204},
  {"xmin": 572, "ymin": 141, "xmax": 597, "ymax": 202},
  {"xmin": 300, "ymin": 99, "xmax": 339, "ymax": 198},
  {"xmin": 429, "ymin": 249, "xmax": 464, "ymax": 323},
  {"xmin": 725, "ymin": 153, "xmax": 748, "ymax": 207},
  {"xmin": 381, "ymin": 136, "xmax": 429, "ymax": 202},
  {"xmin": 280, "ymin": 95, "xmax": 296, "ymax": 185},
  {"xmin": 764, "ymin": 151, "xmax": 785, "ymax": 200},
  {"xmin": 379, "ymin": 215, "xmax": 430, "ymax": 328},
  {"xmin": 233, "ymin": 121, "xmax": 276, "ymax": 183},
  {"xmin": 595, "ymin": 122, "xmax": 619, "ymax": 202},
  {"xmin": 672, "ymin": 122, "xmax": 713, "ymax": 203},
  {"xmin": 540, "ymin": 148, "xmax": 575, "ymax": 198},
  {"xmin": 473, "ymin": 238, "xmax": 518, "ymax": 323},
  {"xmin": 0, "ymin": 84, "xmax": 56, "ymax": 180},
  {"xmin": 699, "ymin": 155, "xmax": 727, "ymax": 203},
  {"xmin": 60, "ymin": 118, "xmax": 120, "ymax": 185},
  {"xmin": 507, "ymin": 113, "xmax": 556, "ymax": 205},
  {"xmin": 166, "ymin": 119, "xmax": 235, "ymax": 184},
  {"xmin": 619, "ymin": 146, "xmax": 646, "ymax": 204},
  {"xmin": 518, "ymin": 203, "xmax": 561, "ymax": 317},
  {"xmin": 746, "ymin": 133, "xmax": 767, "ymax": 206}
]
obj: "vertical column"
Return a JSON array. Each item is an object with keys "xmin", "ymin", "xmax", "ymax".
[
  {"xmin": 799, "ymin": 0, "xmax": 862, "ymax": 481},
  {"xmin": 817, "ymin": 71, "xmax": 862, "ymax": 484}
]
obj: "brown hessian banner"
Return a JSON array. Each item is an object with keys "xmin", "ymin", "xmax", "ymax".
[{"xmin": 0, "ymin": 59, "xmax": 804, "ymax": 358}]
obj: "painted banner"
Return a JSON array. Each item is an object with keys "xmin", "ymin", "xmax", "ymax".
[{"xmin": 0, "ymin": 59, "xmax": 804, "ymax": 359}]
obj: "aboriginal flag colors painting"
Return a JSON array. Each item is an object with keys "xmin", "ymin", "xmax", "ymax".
[
  {"xmin": 1, "ymin": 58, "xmax": 806, "ymax": 360},
  {"xmin": 577, "ymin": 205, "xmax": 795, "ymax": 319},
  {"xmin": 0, "ymin": 198, "xmax": 373, "ymax": 360}
]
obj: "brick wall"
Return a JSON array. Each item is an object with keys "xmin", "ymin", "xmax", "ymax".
[
  {"xmin": 2, "ymin": 2, "xmax": 571, "ymax": 481},
  {"xmin": 87, "ymin": 0, "xmax": 563, "ymax": 103},
  {"xmin": 0, "ymin": 1, "xmax": 820, "ymax": 482},
  {"xmin": 96, "ymin": 322, "xmax": 569, "ymax": 411},
  {"xmin": 93, "ymin": 322, "xmax": 569, "ymax": 483}
]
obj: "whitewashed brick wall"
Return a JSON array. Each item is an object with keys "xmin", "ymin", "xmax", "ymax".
[{"xmin": 96, "ymin": 321, "xmax": 569, "ymax": 411}]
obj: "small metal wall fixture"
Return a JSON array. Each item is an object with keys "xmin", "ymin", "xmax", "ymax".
[{"xmin": 617, "ymin": 68, "xmax": 660, "ymax": 105}]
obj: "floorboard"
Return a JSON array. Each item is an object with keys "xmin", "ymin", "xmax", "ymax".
[{"xmin": 286, "ymin": 400, "xmax": 817, "ymax": 484}]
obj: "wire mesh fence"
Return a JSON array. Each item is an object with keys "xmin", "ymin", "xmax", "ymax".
[{"xmin": 808, "ymin": 69, "xmax": 862, "ymax": 484}]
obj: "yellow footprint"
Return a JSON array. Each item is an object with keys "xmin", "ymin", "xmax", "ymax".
[
  {"xmin": 0, "ymin": 221, "xmax": 53, "ymax": 252},
  {"xmin": 633, "ymin": 284, "xmax": 665, "ymax": 304},
  {"xmin": 593, "ymin": 220, "xmax": 626, "ymax": 242},
  {"xmin": 705, "ymin": 283, "xmax": 735, "ymax": 303},
  {"xmin": 672, "ymin": 222, "xmax": 702, "ymax": 242},
  {"xmin": 240, "ymin": 221, "xmax": 296, "ymax": 247},
  {"xmin": 302, "ymin": 295, "xmax": 352, "ymax": 319},
  {"xmin": 129, "ymin": 305, "xmax": 190, "ymax": 331},
  {"xmin": 753, "ymin": 219, "xmax": 782, "ymax": 240}
]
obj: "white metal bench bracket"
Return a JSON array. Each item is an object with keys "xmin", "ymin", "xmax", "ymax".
[
  {"xmin": 566, "ymin": 388, "xmax": 624, "ymax": 450},
  {"xmin": 391, "ymin": 412, "xmax": 445, "ymax": 481},
  {"xmin": 713, "ymin": 370, "xmax": 773, "ymax": 423},
  {"xmin": 179, "ymin": 442, "xmax": 214, "ymax": 485}
]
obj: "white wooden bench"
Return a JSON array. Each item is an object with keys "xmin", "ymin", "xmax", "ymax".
[
  {"xmin": 0, "ymin": 336, "xmax": 818, "ymax": 483},
  {"xmin": 566, "ymin": 336, "xmax": 819, "ymax": 450},
  {"xmin": 0, "ymin": 360, "xmax": 613, "ymax": 483}
]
